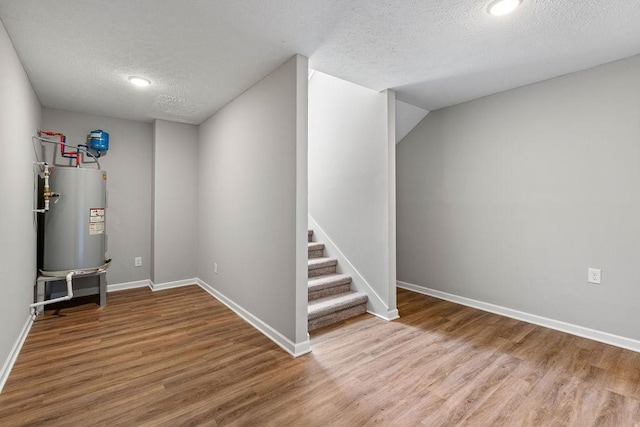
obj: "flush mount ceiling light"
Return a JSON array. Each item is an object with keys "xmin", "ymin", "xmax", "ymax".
[
  {"xmin": 487, "ymin": 0, "xmax": 522, "ymax": 16},
  {"xmin": 128, "ymin": 76, "xmax": 151, "ymax": 87}
]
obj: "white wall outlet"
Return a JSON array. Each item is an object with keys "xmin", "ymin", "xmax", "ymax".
[
  {"xmin": 214, "ymin": 262, "xmax": 218, "ymax": 274},
  {"xmin": 588, "ymin": 268, "xmax": 601, "ymax": 284},
  {"xmin": 134, "ymin": 256, "xmax": 142, "ymax": 267}
]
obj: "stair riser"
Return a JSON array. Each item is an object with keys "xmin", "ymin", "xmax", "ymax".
[
  {"xmin": 308, "ymin": 248, "xmax": 324, "ymax": 258},
  {"xmin": 308, "ymin": 284, "xmax": 351, "ymax": 301},
  {"xmin": 308, "ymin": 265, "xmax": 336, "ymax": 278},
  {"xmin": 308, "ymin": 303, "xmax": 367, "ymax": 331},
  {"xmin": 308, "ymin": 232, "xmax": 313, "ymax": 243}
]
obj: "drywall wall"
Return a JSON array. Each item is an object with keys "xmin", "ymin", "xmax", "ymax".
[
  {"xmin": 0, "ymin": 19, "xmax": 41, "ymax": 388},
  {"xmin": 395, "ymin": 99, "xmax": 429, "ymax": 143},
  {"xmin": 41, "ymin": 109, "xmax": 153, "ymax": 286},
  {"xmin": 397, "ymin": 54, "xmax": 640, "ymax": 341},
  {"xmin": 198, "ymin": 55, "xmax": 309, "ymax": 349},
  {"xmin": 308, "ymin": 71, "xmax": 397, "ymax": 318},
  {"xmin": 152, "ymin": 120, "xmax": 198, "ymax": 285}
]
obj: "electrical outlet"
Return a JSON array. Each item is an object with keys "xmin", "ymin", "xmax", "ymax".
[
  {"xmin": 214, "ymin": 262, "xmax": 218, "ymax": 274},
  {"xmin": 135, "ymin": 257, "xmax": 142, "ymax": 267},
  {"xmin": 588, "ymin": 268, "xmax": 601, "ymax": 284}
]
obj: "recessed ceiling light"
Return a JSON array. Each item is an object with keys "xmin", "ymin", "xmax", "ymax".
[
  {"xmin": 487, "ymin": 0, "xmax": 522, "ymax": 16},
  {"xmin": 128, "ymin": 76, "xmax": 151, "ymax": 87}
]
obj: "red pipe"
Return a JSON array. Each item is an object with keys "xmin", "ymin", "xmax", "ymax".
[{"xmin": 39, "ymin": 131, "xmax": 79, "ymax": 166}]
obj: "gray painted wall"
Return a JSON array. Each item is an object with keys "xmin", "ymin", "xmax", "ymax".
[
  {"xmin": 308, "ymin": 72, "xmax": 397, "ymax": 316},
  {"xmin": 397, "ymin": 54, "xmax": 640, "ymax": 341},
  {"xmin": 198, "ymin": 55, "xmax": 308, "ymax": 344},
  {"xmin": 41, "ymin": 109, "xmax": 153, "ymax": 286},
  {"xmin": 152, "ymin": 120, "xmax": 198, "ymax": 284},
  {"xmin": 0, "ymin": 19, "xmax": 41, "ymax": 379}
]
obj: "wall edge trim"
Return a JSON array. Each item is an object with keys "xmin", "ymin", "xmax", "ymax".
[{"xmin": 397, "ymin": 281, "xmax": 640, "ymax": 353}]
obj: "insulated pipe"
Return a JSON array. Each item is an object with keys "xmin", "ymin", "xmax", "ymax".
[
  {"xmin": 77, "ymin": 144, "xmax": 98, "ymax": 165},
  {"xmin": 30, "ymin": 271, "xmax": 75, "ymax": 308},
  {"xmin": 33, "ymin": 136, "xmax": 101, "ymax": 170},
  {"xmin": 39, "ymin": 131, "xmax": 79, "ymax": 166}
]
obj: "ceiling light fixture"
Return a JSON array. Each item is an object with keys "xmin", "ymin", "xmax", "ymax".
[
  {"xmin": 487, "ymin": 0, "xmax": 522, "ymax": 16},
  {"xmin": 128, "ymin": 76, "xmax": 151, "ymax": 87}
]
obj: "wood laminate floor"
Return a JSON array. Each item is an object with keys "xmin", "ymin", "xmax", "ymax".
[{"xmin": 1, "ymin": 286, "xmax": 639, "ymax": 426}]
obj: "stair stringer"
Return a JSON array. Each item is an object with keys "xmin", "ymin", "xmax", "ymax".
[{"xmin": 308, "ymin": 215, "xmax": 399, "ymax": 321}]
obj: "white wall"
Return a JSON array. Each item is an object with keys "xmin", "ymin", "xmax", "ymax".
[
  {"xmin": 397, "ymin": 54, "xmax": 640, "ymax": 342},
  {"xmin": 152, "ymin": 120, "xmax": 198, "ymax": 285},
  {"xmin": 308, "ymin": 71, "xmax": 397, "ymax": 318},
  {"xmin": 41, "ymin": 109, "xmax": 153, "ymax": 286},
  {"xmin": 198, "ymin": 55, "xmax": 309, "ymax": 351},
  {"xmin": 395, "ymin": 99, "xmax": 429, "ymax": 144},
  {"xmin": 0, "ymin": 19, "xmax": 41, "ymax": 387}
]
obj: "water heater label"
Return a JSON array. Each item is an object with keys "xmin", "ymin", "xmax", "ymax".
[{"xmin": 89, "ymin": 208, "xmax": 105, "ymax": 235}]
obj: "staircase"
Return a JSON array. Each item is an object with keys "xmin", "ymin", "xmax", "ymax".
[{"xmin": 307, "ymin": 229, "xmax": 368, "ymax": 331}]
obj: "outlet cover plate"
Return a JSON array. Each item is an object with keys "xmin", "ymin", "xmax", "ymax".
[{"xmin": 588, "ymin": 268, "xmax": 601, "ymax": 284}]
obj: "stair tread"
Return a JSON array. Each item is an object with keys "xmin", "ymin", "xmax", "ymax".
[
  {"xmin": 308, "ymin": 242, "xmax": 325, "ymax": 250},
  {"xmin": 308, "ymin": 273, "xmax": 352, "ymax": 291},
  {"xmin": 308, "ymin": 291, "xmax": 368, "ymax": 320},
  {"xmin": 308, "ymin": 257, "xmax": 337, "ymax": 269},
  {"xmin": 308, "ymin": 303, "xmax": 367, "ymax": 331}
]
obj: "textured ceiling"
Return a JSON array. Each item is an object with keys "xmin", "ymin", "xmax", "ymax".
[{"xmin": 1, "ymin": 0, "xmax": 639, "ymax": 124}]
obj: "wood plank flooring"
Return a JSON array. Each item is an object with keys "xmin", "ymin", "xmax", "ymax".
[{"xmin": 1, "ymin": 286, "xmax": 639, "ymax": 426}]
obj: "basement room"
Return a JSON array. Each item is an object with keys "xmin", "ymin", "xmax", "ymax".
[{"xmin": 1, "ymin": 0, "xmax": 639, "ymax": 425}]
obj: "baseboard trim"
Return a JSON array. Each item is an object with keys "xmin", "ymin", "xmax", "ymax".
[
  {"xmin": 151, "ymin": 278, "xmax": 199, "ymax": 291},
  {"xmin": 197, "ymin": 279, "xmax": 311, "ymax": 357},
  {"xmin": 0, "ymin": 313, "xmax": 35, "ymax": 394},
  {"xmin": 397, "ymin": 281, "xmax": 640, "ymax": 353},
  {"xmin": 107, "ymin": 279, "xmax": 151, "ymax": 292},
  {"xmin": 107, "ymin": 277, "xmax": 311, "ymax": 357},
  {"xmin": 367, "ymin": 309, "xmax": 399, "ymax": 321}
]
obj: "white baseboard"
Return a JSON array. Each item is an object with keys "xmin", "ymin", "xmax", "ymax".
[
  {"xmin": 197, "ymin": 279, "xmax": 311, "ymax": 357},
  {"xmin": 397, "ymin": 281, "xmax": 640, "ymax": 353},
  {"xmin": 108, "ymin": 278, "xmax": 198, "ymax": 292},
  {"xmin": 108, "ymin": 277, "xmax": 311, "ymax": 357},
  {"xmin": 107, "ymin": 279, "xmax": 151, "ymax": 292},
  {"xmin": 0, "ymin": 314, "xmax": 35, "ymax": 394},
  {"xmin": 368, "ymin": 309, "xmax": 399, "ymax": 321},
  {"xmin": 151, "ymin": 278, "xmax": 199, "ymax": 291}
]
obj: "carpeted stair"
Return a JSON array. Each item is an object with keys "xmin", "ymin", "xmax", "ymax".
[{"xmin": 307, "ymin": 229, "xmax": 368, "ymax": 331}]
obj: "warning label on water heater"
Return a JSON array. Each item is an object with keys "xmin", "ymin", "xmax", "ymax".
[{"xmin": 89, "ymin": 208, "xmax": 105, "ymax": 235}]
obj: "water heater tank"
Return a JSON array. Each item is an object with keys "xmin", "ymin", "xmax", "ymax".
[{"xmin": 43, "ymin": 167, "xmax": 107, "ymax": 272}]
